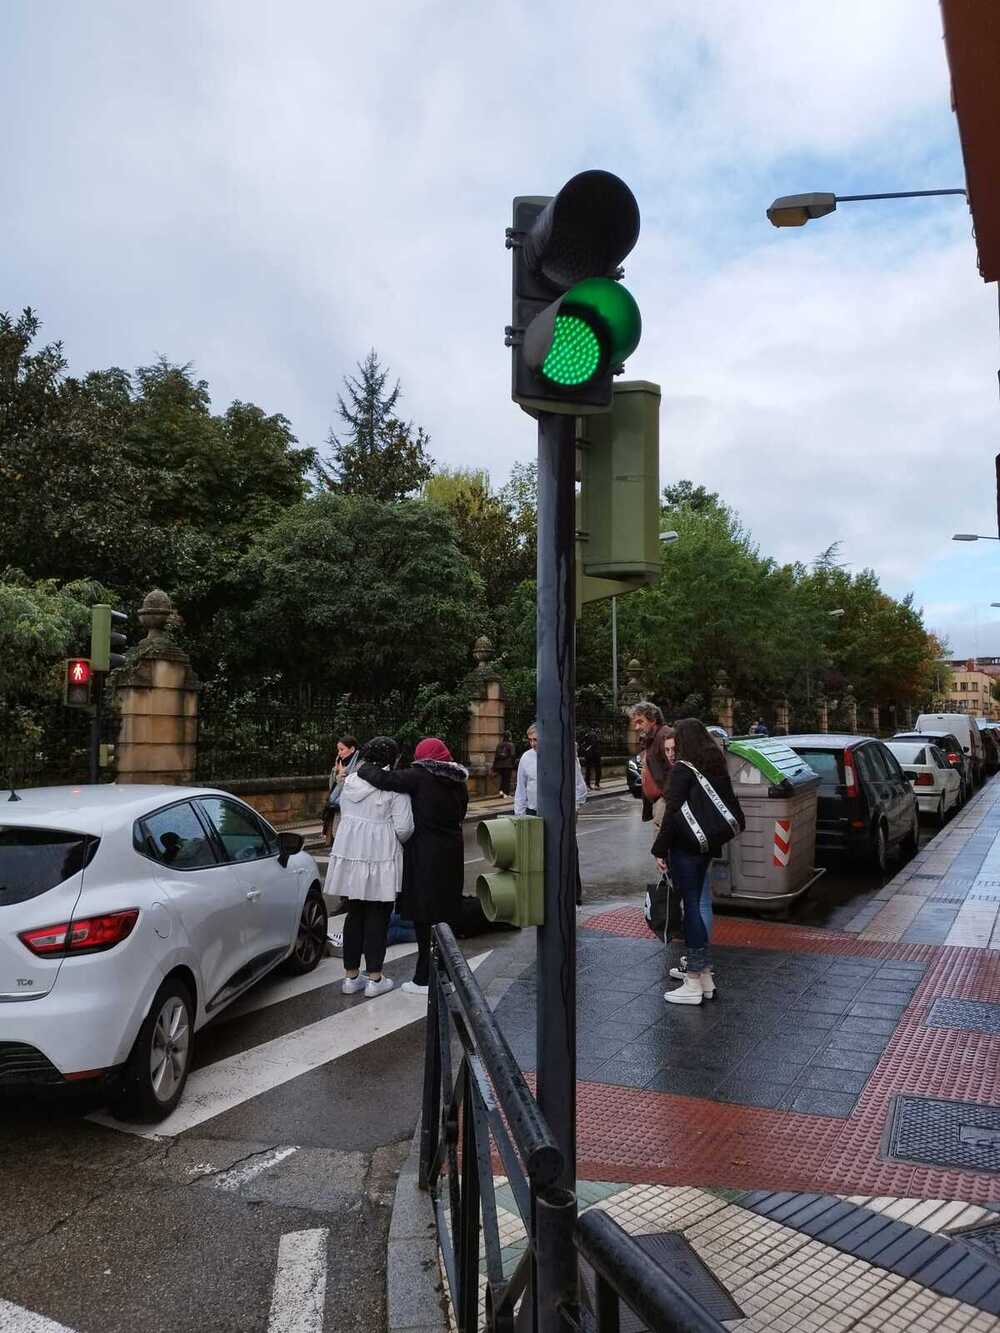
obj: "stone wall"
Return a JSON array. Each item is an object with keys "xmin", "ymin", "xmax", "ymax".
[{"xmin": 220, "ymin": 776, "xmax": 328, "ymax": 827}]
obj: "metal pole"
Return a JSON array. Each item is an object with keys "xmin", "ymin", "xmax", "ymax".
[
  {"xmin": 611, "ymin": 596, "xmax": 618, "ymax": 711},
  {"xmin": 89, "ymin": 671, "xmax": 105, "ymax": 785},
  {"xmin": 836, "ymin": 188, "xmax": 966, "ymax": 202},
  {"xmin": 535, "ymin": 410, "xmax": 578, "ymax": 1193}
]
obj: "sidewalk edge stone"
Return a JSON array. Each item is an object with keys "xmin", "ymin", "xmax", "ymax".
[{"xmin": 387, "ymin": 1118, "xmax": 448, "ymax": 1333}]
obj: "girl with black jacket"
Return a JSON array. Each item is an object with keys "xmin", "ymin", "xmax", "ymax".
[{"xmin": 651, "ymin": 718, "xmax": 745, "ymax": 1006}]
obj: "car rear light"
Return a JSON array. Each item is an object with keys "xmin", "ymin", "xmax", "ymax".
[
  {"xmin": 914, "ymin": 773, "xmax": 934, "ymax": 787},
  {"xmin": 843, "ymin": 750, "xmax": 858, "ymax": 798},
  {"xmin": 18, "ymin": 909, "xmax": 139, "ymax": 958}
]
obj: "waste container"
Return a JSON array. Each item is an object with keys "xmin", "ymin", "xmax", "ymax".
[{"xmin": 709, "ymin": 737, "xmax": 825, "ymax": 910}]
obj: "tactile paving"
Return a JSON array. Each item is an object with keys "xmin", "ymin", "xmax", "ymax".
[
  {"xmin": 956, "ymin": 1222, "xmax": 1000, "ymax": 1262},
  {"xmin": 927, "ymin": 998, "xmax": 1000, "ymax": 1035},
  {"xmin": 885, "ymin": 1096, "xmax": 1000, "ymax": 1174}
]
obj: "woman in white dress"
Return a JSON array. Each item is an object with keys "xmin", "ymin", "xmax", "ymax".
[{"xmin": 324, "ymin": 736, "xmax": 413, "ymax": 998}]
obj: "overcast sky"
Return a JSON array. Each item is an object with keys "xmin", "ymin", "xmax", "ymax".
[{"xmin": 4, "ymin": 1, "xmax": 999, "ymax": 655}]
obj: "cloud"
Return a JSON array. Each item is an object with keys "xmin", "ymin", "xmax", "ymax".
[{"xmin": 2, "ymin": 0, "xmax": 994, "ymax": 632}]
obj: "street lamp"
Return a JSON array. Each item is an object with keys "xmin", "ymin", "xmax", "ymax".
[
  {"xmin": 954, "ymin": 533, "xmax": 1000, "ymax": 542},
  {"xmin": 767, "ymin": 188, "xmax": 966, "ymax": 227}
]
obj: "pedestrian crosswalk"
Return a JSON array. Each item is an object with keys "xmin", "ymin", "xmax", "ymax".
[{"xmin": 90, "ymin": 947, "xmax": 489, "ymax": 1141}]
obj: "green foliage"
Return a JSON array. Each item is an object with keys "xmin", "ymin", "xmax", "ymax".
[
  {"xmin": 0, "ymin": 571, "xmax": 108, "ymax": 698},
  {"xmin": 322, "ymin": 349, "xmax": 434, "ymax": 501},
  {"xmin": 236, "ymin": 493, "xmax": 485, "ymax": 694}
]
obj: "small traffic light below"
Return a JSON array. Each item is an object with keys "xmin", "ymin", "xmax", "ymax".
[
  {"xmin": 90, "ymin": 604, "xmax": 129, "ymax": 672},
  {"xmin": 63, "ymin": 658, "xmax": 93, "ymax": 708},
  {"xmin": 475, "ymin": 815, "xmax": 544, "ymax": 927},
  {"xmin": 509, "ymin": 169, "xmax": 641, "ymax": 415}
]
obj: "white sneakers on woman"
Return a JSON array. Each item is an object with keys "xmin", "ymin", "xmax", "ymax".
[
  {"xmin": 341, "ymin": 973, "xmax": 394, "ymax": 997},
  {"xmin": 664, "ymin": 975, "xmax": 706, "ymax": 1005}
]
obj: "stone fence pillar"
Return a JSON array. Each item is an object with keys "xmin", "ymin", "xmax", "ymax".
[
  {"xmin": 463, "ymin": 636, "xmax": 506, "ymax": 800},
  {"xmin": 816, "ymin": 691, "xmax": 829, "ymax": 734},
  {"xmin": 712, "ymin": 672, "xmax": 734, "ymax": 735},
  {"xmin": 870, "ymin": 705, "xmax": 880, "ymax": 736},
  {"xmin": 775, "ymin": 696, "xmax": 790, "ymax": 735},
  {"xmin": 844, "ymin": 686, "xmax": 858, "ymax": 735},
  {"xmin": 114, "ymin": 590, "xmax": 200, "ymax": 784}
]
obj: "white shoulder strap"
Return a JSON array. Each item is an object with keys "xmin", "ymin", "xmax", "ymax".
[{"xmin": 677, "ymin": 761, "xmax": 740, "ymax": 834}]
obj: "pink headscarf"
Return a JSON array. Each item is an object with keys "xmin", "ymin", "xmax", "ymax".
[{"xmin": 415, "ymin": 737, "xmax": 453, "ymax": 762}]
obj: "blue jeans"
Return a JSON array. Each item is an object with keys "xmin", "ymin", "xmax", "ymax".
[{"xmin": 671, "ymin": 848, "xmax": 713, "ymax": 972}]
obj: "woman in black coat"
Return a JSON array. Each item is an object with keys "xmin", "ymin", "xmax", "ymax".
[
  {"xmin": 357, "ymin": 735, "xmax": 469, "ymax": 993},
  {"xmin": 651, "ymin": 718, "xmax": 744, "ymax": 1007}
]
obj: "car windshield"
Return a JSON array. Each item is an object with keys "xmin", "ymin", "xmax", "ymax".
[
  {"xmin": 790, "ymin": 749, "xmax": 841, "ymax": 785},
  {"xmin": 0, "ymin": 825, "xmax": 98, "ymax": 906},
  {"xmin": 888, "ymin": 744, "xmax": 926, "ymax": 765}
]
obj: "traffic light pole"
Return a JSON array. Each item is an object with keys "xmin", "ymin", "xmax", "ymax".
[
  {"xmin": 88, "ymin": 671, "xmax": 105, "ymax": 784},
  {"xmin": 534, "ymin": 411, "xmax": 579, "ymax": 1327}
]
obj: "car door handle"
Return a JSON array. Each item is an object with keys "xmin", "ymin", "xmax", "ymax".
[{"xmin": 246, "ymin": 888, "xmax": 261, "ymax": 901}]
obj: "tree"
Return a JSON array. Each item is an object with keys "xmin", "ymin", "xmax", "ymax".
[
  {"xmin": 661, "ymin": 480, "xmax": 720, "ymax": 513},
  {"xmin": 322, "ymin": 350, "xmax": 434, "ymax": 502},
  {"xmin": 0, "ymin": 572, "xmax": 107, "ymax": 699},
  {"xmin": 235, "ymin": 493, "xmax": 485, "ymax": 694}
]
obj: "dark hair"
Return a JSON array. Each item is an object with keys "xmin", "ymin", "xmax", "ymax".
[
  {"xmin": 338, "ymin": 735, "xmax": 359, "ymax": 750},
  {"xmin": 673, "ymin": 717, "xmax": 727, "ymax": 777},
  {"xmin": 629, "ymin": 701, "xmax": 664, "ymax": 725},
  {"xmin": 360, "ymin": 735, "xmax": 399, "ymax": 768}
]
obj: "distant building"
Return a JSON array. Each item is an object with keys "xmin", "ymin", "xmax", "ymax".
[{"xmin": 940, "ymin": 661, "xmax": 1000, "ymax": 719}]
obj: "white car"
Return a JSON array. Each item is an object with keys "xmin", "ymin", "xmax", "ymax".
[
  {"xmin": 885, "ymin": 741, "xmax": 962, "ymax": 826},
  {"xmin": 1, "ymin": 785, "xmax": 326, "ymax": 1121}
]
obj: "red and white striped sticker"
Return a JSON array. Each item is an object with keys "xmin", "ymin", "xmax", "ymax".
[{"xmin": 773, "ymin": 819, "xmax": 791, "ymax": 867}]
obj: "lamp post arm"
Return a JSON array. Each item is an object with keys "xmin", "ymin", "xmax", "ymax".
[{"xmin": 836, "ymin": 189, "xmax": 966, "ymax": 203}]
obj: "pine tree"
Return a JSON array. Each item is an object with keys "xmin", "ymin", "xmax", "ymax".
[{"xmin": 323, "ymin": 349, "xmax": 434, "ymax": 501}]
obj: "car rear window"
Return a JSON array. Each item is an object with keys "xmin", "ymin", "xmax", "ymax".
[
  {"xmin": 790, "ymin": 749, "xmax": 842, "ymax": 785},
  {"xmin": 888, "ymin": 744, "xmax": 926, "ymax": 765},
  {"xmin": 0, "ymin": 826, "xmax": 98, "ymax": 906}
]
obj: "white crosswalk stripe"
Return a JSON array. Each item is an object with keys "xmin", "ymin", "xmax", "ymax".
[
  {"xmin": 0, "ymin": 1301, "xmax": 79, "ymax": 1333},
  {"xmin": 90, "ymin": 951, "xmax": 490, "ymax": 1140}
]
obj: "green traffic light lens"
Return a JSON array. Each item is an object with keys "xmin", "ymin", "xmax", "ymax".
[{"xmin": 542, "ymin": 314, "xmax": 603, "ymax": 386}]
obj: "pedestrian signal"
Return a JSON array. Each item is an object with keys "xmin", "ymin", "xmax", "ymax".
[
  {"xmin": 475, "ymin": 815, "xmax": 544, "ymax": 927},
  {"xmin": 63, "ymin": 659, "xmax": 92, "ymax": 708}
]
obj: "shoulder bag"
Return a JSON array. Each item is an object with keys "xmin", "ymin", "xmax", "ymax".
[{"xmin": 675, "ymin": 761, "xmax": 742, "ymax": 853}]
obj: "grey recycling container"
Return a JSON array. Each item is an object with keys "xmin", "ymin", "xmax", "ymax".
[{"xmin": 709, "ymin": 737, "xmax": 825, "ymax": 910}]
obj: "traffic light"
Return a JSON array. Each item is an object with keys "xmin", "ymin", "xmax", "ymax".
[
  {"xmin": 63, "ymin": 658, "xmax": 92, "ymax": 708},
  {"xmin": 475, "ymin": 815, "xmax": 544, "ymax": 927},
  {"xmin": 576, "ymin": 380, "xmax": 662, "ymax": 610},
  {"xmin": 508, "ymin": 170, "xmax": 641, "ymax": 415},
  {"xmin": 90, "ymin": 605, "xmax": 129, "ymax": 672}
]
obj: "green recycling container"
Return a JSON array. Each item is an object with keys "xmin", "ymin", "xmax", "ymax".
[{"xmin": 709, "ymin": 737, "xmax": 825, "ymax": 910}]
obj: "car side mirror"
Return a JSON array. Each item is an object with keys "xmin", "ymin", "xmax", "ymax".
[{"xmin": 277, "ymin": 831, "xmax": 305, "ymax": 867}]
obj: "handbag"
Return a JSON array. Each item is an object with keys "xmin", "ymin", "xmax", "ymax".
[
  {"xmin": 676, "ymin": 761, "xmax": 743, "ymax": 853},
  {"xmin": 643, "ymin": 870, "xmax": 682, "ymax": 942}
]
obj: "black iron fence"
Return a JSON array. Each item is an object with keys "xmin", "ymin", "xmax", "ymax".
[
  {"xmin": 420, "ymin": 925, "xmax": 729, "ymax": 1333},
  {"xmin": 0, "ymin": 697, "xmax": 117, "ymax": 790},
  {"xmin": 195, "ymin": 690, "xmax": 468, "ymax": 784},
  {"xmin": 505, "ymin": 703, "xmax": 632, "ymax": 763}
]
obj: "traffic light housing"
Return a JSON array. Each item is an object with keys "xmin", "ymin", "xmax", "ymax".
[
  {"xmin": 508, "ymin": 170, "xmax": 641, "ymax": 415},
  {"xmin": 576, "ymin": 380, "xmax": 662, "ymax": 610},
  {"xmin": 90, "ymin": 605, "xmax": 128, "ymax": 672},
  {"xmin": 63, "ymin": 658, "xmax": 92, "ymax": 708},
  {"xmin": 475, "ymin": 815, "xmax": 544, "ymax": 927}
]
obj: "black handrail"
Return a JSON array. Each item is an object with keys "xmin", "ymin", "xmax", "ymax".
[
  {"xmin": 575, "ymin": 1211, "xmax": 729, "ymax": 1333},
  {"xmin": 433, "ymin": 925, "xmax": 564, "ymax": 1187}
]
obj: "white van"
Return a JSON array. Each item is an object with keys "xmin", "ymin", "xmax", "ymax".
[{"xmin": 915, "ymin": 714, "xmax": 984, "ymax": 787}]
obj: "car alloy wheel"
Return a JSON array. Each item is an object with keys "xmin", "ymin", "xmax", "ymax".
[
  {"xmin": 150, "ymin": 994, "xmax": 191, "ymax": 1104},
  {"xmin": 872, "ymin": 822, "xmax": 888, "ymax": 874},
  {"xmin": 284, "ymin": 890, "xmax": 328, "ymax": 975}
]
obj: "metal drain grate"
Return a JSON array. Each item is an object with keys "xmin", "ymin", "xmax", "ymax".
[
  {"xmin": 927, "ymin": 998, "xmax": 1000, "ymax": 1035},
  {"xmin": 885, "ymin": 1096, "xmax": 1000, "ymax": 1173},
  {"xmin": 909, "ymin": 873, "xmax": 942, "ymax": 881},
  {"xmin": 954, "ymin": 1222, "xmax": 1000, "ymax": 1262},
  {"xmin": 579, "ymin": 1231, "xmax": 744, "ymax": 1330}
]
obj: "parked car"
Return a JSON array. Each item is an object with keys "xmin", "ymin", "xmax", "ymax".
[
  {"xmin": 1, "ymin": 785, "xmax": 326, "ymax": 1121},
  {"xmin": 892, "ymin": 731, "xmax": 970, "ymax": 803},
  {"xmin": 914, "ymin": 713, "xmax": 985, "ymax": 787},
  {"xmin": 975, "ymin": 720, "xmax": 1000, "ymax": 776},
  {"xmin": 885, "ymin": 740, "xmax": 962, "ymax": 826},
  {"xmin": 784, "ymin": 735, "xmax": 920, "ymax": 872}
]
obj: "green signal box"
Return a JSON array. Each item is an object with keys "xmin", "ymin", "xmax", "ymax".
[
  {"xmin": 576, "ymin": 380, "xmax": 661, "ymax": 611},
  {"xmin": 475, "ymin": 815, "xmax": 544, "ymax": 927}
]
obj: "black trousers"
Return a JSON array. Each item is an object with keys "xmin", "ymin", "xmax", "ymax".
[
  {"xmin": 584, "ymin": 759, "xmax": 602, "ymax": 788},
  {"xmin": 343, "ymin": 899, "xmax": 393, "ymax": 974}
]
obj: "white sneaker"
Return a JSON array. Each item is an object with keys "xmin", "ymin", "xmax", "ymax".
[
  {"xmin": 664, "ymin": 976, "xmax": 704, "ymax": 1006},
  {"xmin": 668, "ymin": 955, "xmax": 688, "ymax": 982},
  {"xmin": 365, "ymin": 975, "xmax": 395, "ymax": 998},
  {"xmin": 342, "ymin": 974, "xmax": 366, "ymax": 995},
  {"xmin": 402, "ymin": 981, "xmax": 429, "ymax": 996},
  {"xmin": 700, "ymin": 971, "xmax": 717, "ymax": 1000}
]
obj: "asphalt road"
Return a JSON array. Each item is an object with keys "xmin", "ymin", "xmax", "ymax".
[{"xmin": 0, "ymin": 790, "xmax": 936, "ymax": 1333}]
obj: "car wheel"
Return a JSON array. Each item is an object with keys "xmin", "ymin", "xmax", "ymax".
[
  {"xmin": 283, "ymin": 888, "xmax": 328, "ymax": 976},
  {"xmin": 113, "ymin": 976, "xmax": 193, "ymax": 1123},
  {"xmin": 869, "ymin": 822, "xmax": 888, "ymax": 874},
  {"xmin": 901, "ymin": 810, "xmax": 919, "ymax": 860}
]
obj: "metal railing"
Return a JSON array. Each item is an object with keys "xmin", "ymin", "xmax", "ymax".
[{"xmin": 420, "ymin": 925, "xmax": 729, "ymax": 1333}]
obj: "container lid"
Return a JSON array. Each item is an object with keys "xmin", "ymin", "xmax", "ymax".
[{"xmin": 727, "ymin": 737, "xmax": 820, "ymax": 792}]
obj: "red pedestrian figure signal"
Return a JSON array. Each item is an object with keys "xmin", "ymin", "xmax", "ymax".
[{"xmin": 63, "ymin": 658, "xmax": 93, "ymax": 707}]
